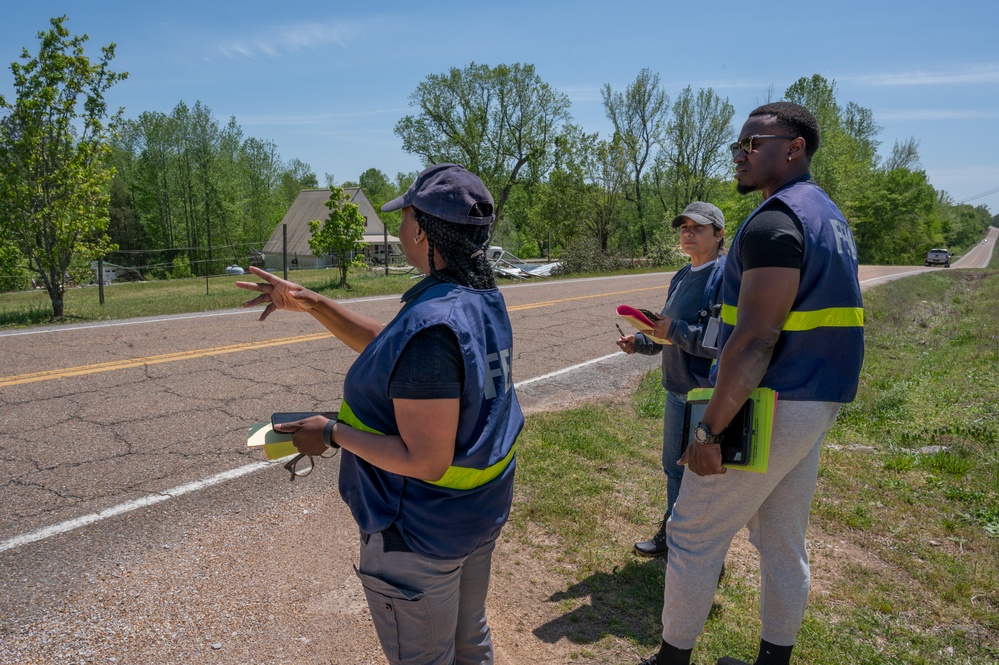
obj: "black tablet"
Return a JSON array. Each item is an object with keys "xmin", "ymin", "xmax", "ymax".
[{"xmin": 681, "ymin": 397, "xmax": 755, "ymax": 465}]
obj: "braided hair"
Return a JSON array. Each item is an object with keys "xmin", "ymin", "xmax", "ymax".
[{"xmin": 414, "ymin": 204, "xmax": 497, "ymax": 290}]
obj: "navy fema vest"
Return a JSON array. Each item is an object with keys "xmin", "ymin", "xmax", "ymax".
[
  {"xmin": 718, "ymin": 179, "xmax": 864, "ymax": 402},
  {"xmin": 337, "ymin": 278, "xmax": 523, "ymax": 559}
]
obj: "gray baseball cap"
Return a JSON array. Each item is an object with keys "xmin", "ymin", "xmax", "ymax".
[
  {"xmin": 670, "ymin": 201, "xmax": 725, "ymax": 230},
  {"xmin": 381, "ymin": 163, "xmax": 495, "ymax": 225}
]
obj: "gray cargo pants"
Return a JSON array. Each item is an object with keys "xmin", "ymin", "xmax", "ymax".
[{"xmin": 356, "ymin": 526, "xmax": 498, "ymax": 665}]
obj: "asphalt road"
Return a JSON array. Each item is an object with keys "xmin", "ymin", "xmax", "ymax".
[{"xmin": 0, "ymin": 235, "xmax": 993, "ymax": 663}]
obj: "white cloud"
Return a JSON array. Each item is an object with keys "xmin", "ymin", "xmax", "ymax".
[
  {"xmin": 876, "ymin": 108, "xmax": 995, "ymax": 121},
  {"xmin": 216, "ymin": 21, "xmax": 353, "ymax": 59},
  {"xmin": 846, "ymin": 64, "xmax": 999, "ymax": 86},
  {"xmin": 239, "ymin": 108, "xmax": 409, "ymax": 126}
]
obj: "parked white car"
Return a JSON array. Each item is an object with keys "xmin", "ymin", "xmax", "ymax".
[{"xmin": 224, "ymin": 265, "xmax": 245, "ymax": 275}]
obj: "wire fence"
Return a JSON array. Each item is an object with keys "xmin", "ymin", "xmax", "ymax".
[{"xmin": 1, "ymin": 239, "xmax": 408, "ymax": 289}]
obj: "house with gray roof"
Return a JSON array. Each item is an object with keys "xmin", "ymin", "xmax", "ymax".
[{"xmin": 261, "ymin": 188, "xmax": 402, "ymax": 271}]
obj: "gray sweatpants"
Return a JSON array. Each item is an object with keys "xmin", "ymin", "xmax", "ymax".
[{"xmin": 661, "ymin": 400, "xmax": 841, "ymax": 648}]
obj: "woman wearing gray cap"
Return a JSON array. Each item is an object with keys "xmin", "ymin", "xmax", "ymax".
[
  {"xmin": 617, "ymin": 201, "xmax": 726, "ymax": 559},
  {"xmin": 237, "ymin": 164, "xmax": 523, "ymax": 664}
]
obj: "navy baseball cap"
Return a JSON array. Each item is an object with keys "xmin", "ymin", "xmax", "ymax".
[{"xmin": 381, "ymin": 163, "xmax": 495, "ymax": 225}]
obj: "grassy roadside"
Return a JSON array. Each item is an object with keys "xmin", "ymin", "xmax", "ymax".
[
  {"xmin": 507, "ymin": 267, "xmax": 999, "ymax": 664},
  {"xmin": 0, "ymin": 268, "xmax": 423, "ymax": 329},
  {"xmin": 0, "ymin": 264, "xmax": 667, "ymax": 330}
]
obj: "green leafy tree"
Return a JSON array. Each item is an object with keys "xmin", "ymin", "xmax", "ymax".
[
  {"xmin": 883, "ymin": 137, "xmax": 921, "ymax": 172},
  {"xmin": 602, "ymin": 68, "xmax": 670, "ymax": 255},
  {"xmin": 358, "ymin": 168, "xmax": 396, "ymax": 206},
  {"xmin": 652, "ymin": 86, "xmax": 735, "ymax": 219},
  {"xmin": 280, "ymin": 158, "xmax": 319, "ymax": 204},
  {"xmin": 110, "ymin": 104, "xmax": 316, "ymax": 274},
  {"xmin": 0, "ymin": 242, "xmax": 31, "ymax": 292},
  {"xmin": 308, "ymin": 185, "xmax": 366, "ymax": 288},
  {"xmin": 851, "ymin": 167, "xmax": 938, "ymax": 264},
  {"xmin": 783, "ymin": 75, "xmax": 881, "ymax": 214},
  {"xmin": 524, "ymin": 124, "xmax": 599, "ymax": 257},
  {"xmin": 358, "ymin": 167, "xmax": 403, "ymax": 235},
  {"xmin": 0, "ymin": 16, "xmax": 126, "ymax": 316},
  {"xmin": 587, "ymin": 137, "xmax": 630, "ymax": 253},
  {"xmin": 395, "ymin": 62, "xmax": 573, "ymax": 224}
]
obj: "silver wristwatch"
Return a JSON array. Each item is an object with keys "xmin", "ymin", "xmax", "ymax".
[{"xmin": 693, "ymin": 422, "xmax": 723, "ymax": 445}]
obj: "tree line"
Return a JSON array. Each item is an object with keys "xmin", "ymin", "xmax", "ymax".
[
  {"xmin": 1, "ymin": 17, "xmax": 994, "ymax": 317},
  {"xmin": 391, "ymin": 64, "xmax": 993, "ymax": 265},
  {"xmin": 107, "ymin": 101, "xmax": 320, "ymax": 277}
]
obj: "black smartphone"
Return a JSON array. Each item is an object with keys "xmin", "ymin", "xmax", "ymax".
[
  {"xmin": 271, "ymin": 412, "xmax": 337, "ymax": 429},
  {"xmin": 637, "ymin": 308, "xmax": 662, "ymax": 321}
]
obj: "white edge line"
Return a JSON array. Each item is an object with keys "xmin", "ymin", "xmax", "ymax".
[
  {"xmin": 859, "ymin": 270, "xmax": 928, "ymax": 284},
  {"xmin": 1, "ymin": 355, "xmax": 627, "ymax": 554},
  {"xmin": 513, "ymin": 352, "xmax": 622, "ymax": 388},
  {"xmin": 0, "ymin": 460, "xmax": 273, "ymax": 554}
]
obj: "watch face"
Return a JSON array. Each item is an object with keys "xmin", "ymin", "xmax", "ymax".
[{"xmin": 694, "ymin": 424, "xmax": 708, "ymax": 443}]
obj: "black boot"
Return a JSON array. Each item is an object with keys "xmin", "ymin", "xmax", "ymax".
[
  {"xmin": 716, "ymin": 639, "xmax": 793, "ymax": 665},
  {"xmin": 638, "ymin": 639, "xmax": 692, "ymax": 664},
  {"xmin": 634, "ymin": 517, "xmax": 669, "ymax": 557}
]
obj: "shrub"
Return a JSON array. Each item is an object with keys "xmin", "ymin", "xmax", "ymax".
[
  {"xmin": 552, "ymin": 238, "xmax": 628, "ymax": 276},
  {"xmin": 170, "ymin": 255, "xmax": 193, "ymax": 279},
  {"xmin": 0, "ymin": 244, "xmax": 31, "ymax": 293}
]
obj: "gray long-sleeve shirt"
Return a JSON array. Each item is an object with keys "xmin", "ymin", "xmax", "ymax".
[{"xmin": 633, "ymin": 261, "xmax": 721, "ymax": 394}]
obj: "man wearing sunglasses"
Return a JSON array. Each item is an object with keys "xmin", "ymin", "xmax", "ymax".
[{"xmin": 638, "ymin": 102, "xmax": 864, "ymax": 665}]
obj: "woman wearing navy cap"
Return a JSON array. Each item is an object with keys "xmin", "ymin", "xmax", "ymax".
[{"xmin": 238, "ymin": 164, "xmax": 522, "ymax": 664}]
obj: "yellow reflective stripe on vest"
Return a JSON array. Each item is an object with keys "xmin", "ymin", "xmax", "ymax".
[
  {"xmin": 425, "ymin": 442, "xmax": 517, "ymax": 490},
  {"xmin": 338, "ymin": 402, "xmax": 383, "ymax": 435},
  {"xmin": 720, "ymin": 304, "xmax": 864, "ymax": 330},
  {"xmin": 337, "ymin": 402, "xmax": 516, "ymax": 491}
]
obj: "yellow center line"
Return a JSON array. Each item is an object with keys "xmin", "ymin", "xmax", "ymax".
[
  {"xmin": 507, "ymin": 285, "xmax": 661, "ymax": 311},
  {"xmin": 1, "ymin": 285, "xmax": 665, "ymax": 387},
  {"xmin": 0, "ymin": 333, "xmax": 332, "ymax": 387}
]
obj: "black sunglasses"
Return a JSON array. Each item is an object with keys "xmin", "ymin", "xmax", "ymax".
[{"xmin": 729, "ymin": 135, "xmax": 796, "ymax": 157}]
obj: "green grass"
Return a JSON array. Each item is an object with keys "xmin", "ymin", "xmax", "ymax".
[
  {"xmin": 508, "ymin": 267, "xmax": 999, "ymax": 664},
  {"xmin": 0, "ymin": 262, "xmax": 674, "ymax": 329},
  {"xmin": 0, "ymin": 267, "xmax": 422, "ymax": 328}
]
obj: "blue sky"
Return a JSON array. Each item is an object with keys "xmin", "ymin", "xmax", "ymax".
[{"xmin": 3, "ymin": 1, "xmax": 998, "ymax": 216}]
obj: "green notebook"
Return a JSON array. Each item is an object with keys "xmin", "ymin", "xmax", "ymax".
[
  {"xmin": 246, "ymin": 422, "xmax": 297, "ymax": 460},
  {"xmin": 683, "ymin": 387, "xmax": 777, "ymax": 473}
]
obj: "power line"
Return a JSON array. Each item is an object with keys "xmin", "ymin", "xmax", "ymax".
[{"xmin": 957, "ymin": 185, "xmax": 999, "ymax": 204}]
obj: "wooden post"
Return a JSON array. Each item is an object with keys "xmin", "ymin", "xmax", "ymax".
[
  {"xmin": 97, "ymin": 257, "xmax": 105, "ymax": 305},
  {"xmin": 282, "ymin": 224, "xmax": 288, "ymax": 279}
]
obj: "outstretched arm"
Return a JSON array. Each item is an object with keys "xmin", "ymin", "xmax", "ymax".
[{"xmin": 236, "ymin": 266, "xmax": 383, "ymax": 352}]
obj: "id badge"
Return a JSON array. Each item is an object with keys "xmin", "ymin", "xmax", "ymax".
[{"xmin": 702, "ymin": 316, "xmax": 720, "ymax": 351}]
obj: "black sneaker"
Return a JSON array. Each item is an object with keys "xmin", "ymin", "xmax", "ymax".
[
  {"xmin": 637, "ymin": 656, "xmax": 659, "ymax": 665},
  {"xmin": 715, "ymin": 658, "xmax": 751, "ymax": 665},
  {"xmin": 634, "ymin": 521, "xmax": 668, "ymax": 557}
]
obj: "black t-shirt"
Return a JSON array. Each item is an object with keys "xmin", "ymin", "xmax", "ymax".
[
  {"xmin": 388, "ymin": 324, "xmax": 464, "ymax": 400},
  {"xmin": 739, "ymin": 199, "xmax": 804, "ymax": 270}
]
